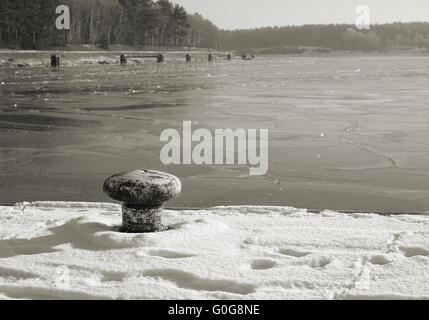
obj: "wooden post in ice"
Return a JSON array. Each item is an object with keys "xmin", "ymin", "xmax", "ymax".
[
  {"xmin": 103, "ymin": 170, "xmax": 181, "ymax": 233},
  {"xmin": 51, "ymin": 54, "xmax": 60, "ymax": 70}
]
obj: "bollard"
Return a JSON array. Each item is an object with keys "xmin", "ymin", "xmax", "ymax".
[
  {"xmin": 120, "ymin": 54, "xmax": 127, "ymax": 65},
  {"xmin": 157, "ymin": 54, "xmax": 164, "ymax": 63},
  {"xmin": 208, "ymin": 53, "xmax": 213, "ymax": 62},
  {"xmin": 103, "ymin": 170, "xmax": 181, "ymax": 233},
  {"xmin": 227, "ymin": 54, "xmax": 232, "ymax": 61},
  {"xmin": 186, "ymin": 54, "xmax": 192, "ymax": 62}
]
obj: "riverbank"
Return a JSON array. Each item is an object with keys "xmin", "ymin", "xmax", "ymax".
[{"xmin": 2, "ymin": 44, "xmax": 429, "ymax": 56}]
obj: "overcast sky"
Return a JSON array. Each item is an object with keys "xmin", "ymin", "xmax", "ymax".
[{"xmin": 172, "ymin": 0, "xmax": 429, "ymax": 30}]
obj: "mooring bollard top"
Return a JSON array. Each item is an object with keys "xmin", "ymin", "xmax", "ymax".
[{"xmin": 103, "ymin": 170, "xmax": 181, "ymax": 205}]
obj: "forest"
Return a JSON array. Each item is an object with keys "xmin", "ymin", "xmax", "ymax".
[
  {"xmin": 1, "ymin": 0, "xmax": 429, "ymax": 52},
  {"xmin": 222, "ymin": 23, "xmax": 429, "ymax": 52},
  {"xmin": 0, "ymin": 0, "xmax": 218, "ymax": 49}
]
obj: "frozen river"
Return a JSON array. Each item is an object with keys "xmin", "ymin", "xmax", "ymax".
[{"xmin": 1, "ymin": 52, "xmax": 429, "ymax": 213}]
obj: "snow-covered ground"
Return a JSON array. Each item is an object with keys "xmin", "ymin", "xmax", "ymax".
[{"xmin": 0, "ymin": 202, "xmax": 428, "ymax": 300}]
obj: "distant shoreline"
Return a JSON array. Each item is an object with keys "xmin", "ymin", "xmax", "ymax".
[
  {"xmin": 0, "ymin": 44, "xmax": 214, "ymax": 53},
  {"xmin": 1, "ymin": 44, "xmax": 429, "ymax": 57}
]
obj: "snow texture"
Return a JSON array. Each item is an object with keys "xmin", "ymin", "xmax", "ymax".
[{"xmin": 0, "ymin": 202, "xmax": 428, "ymax": 300}]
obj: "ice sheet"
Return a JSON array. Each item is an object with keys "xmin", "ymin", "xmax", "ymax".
[{"xmin": 1, "ymin": 53, "xmax": 429, "ymax": 212}]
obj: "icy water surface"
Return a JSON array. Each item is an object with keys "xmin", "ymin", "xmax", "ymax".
[{"xmin": 1, "ymin": 52, "xmax": 429, "ymax": 213}]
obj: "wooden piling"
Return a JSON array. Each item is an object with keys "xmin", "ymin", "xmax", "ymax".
[{"xmin": 51, "ymin": 54, "xmax": 60, "ymax": 70}]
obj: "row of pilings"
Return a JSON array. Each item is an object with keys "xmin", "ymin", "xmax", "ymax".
[
  {"xmin": 119, "ymin": 53, "xmax": 255, "ymax": 65},
  {"xmin": 50, "ymin": 53, "xmax": 255, "ymax": 70}
]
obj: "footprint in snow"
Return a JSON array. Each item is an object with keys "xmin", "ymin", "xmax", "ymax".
[
  {"xmin": 278, "ymin": 248, "xmax": 311, "ymax": 257},
  {"xmin": 141, "ymin": 249, "xmax": 195, "ymax": 259},
  {"xmin": 368, "ymin": 255, "xmax": 392, "ymax": 266},
  {"xmin": 250, "ymin": 259, "xmax": 277, "ymax": 270},
  {"xmin": 101, "ymin": 271, "xmax": 128, "ymax": 282},
  {"xmin": 400, "ymin": 246, "xmax": 429, "ymax": 258}
]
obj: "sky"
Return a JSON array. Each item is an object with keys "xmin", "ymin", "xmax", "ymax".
[{"xmin": 172, "ymin": 0, "xmax": 429, "ymax": 30}]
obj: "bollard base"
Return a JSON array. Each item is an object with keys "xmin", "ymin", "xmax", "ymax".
[
  {"xmin": 120, "ymin": 204, "xmax": 168, "ymax": 233},
  {"xmin": 118, "ymin": 225, "xmax": 171, "ymax": 233}
]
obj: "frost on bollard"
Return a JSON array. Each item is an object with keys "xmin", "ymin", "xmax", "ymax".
[{"xmin": 103, "ymin": 170, "xmax": 181, "ymax": 233}]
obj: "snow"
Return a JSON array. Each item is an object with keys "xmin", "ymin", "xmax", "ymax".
[{"xmin": 0, "ymin": 202, "xmax": 428, "ymax": 300}]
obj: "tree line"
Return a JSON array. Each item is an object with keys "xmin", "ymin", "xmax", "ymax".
[
  {"xmin": 220, "ymin": 23, "xmax": 429, "ymax": 52},
  {"xmin": 0, "ymin": 0, "xmax": 194, "ymax": 49},
  {"xmin": 1, "ymin": 0, "xmax": 429, "ymax": 52}
]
